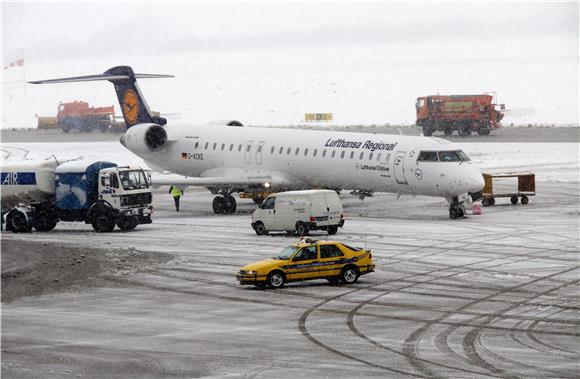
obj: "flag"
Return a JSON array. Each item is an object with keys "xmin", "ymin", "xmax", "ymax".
[{"xmin": 4, "ymin": 59, "xmax": 24, "ymax": 70}]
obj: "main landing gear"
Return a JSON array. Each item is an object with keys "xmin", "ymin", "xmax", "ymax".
[
  {"xmin": 448, "ymin": 196, "xmax": 466, "ymax": 219},
  {"xmin": 212, "ymin": 193, "xmax": 237, "ymax": 214}
]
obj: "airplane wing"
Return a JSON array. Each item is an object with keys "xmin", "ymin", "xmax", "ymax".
[{"xmin": 151, "ymin": 174, "xmax": 272, "ymax": 188}]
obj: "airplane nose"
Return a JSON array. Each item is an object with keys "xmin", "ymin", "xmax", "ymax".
[
  {"xmin": 468, "ymin": 172, "xmax": 485, "ymax": 193},
  {"xmin": 119, "ymin": 134, "xmax": 126, "ymax": 147}
]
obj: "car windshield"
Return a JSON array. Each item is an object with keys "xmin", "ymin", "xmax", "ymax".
[
  {"xmin": 274, "ymin": 246, "xmax": 299, "ymax": 260},
  {"xmin": 119, "ymin": 170, "xmax": 149, "ymax": 190}
]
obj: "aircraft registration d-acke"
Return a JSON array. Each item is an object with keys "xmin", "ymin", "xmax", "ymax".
[{"xmin": 30, "ymin": 66, "xmax": 484, "ymax": 219}]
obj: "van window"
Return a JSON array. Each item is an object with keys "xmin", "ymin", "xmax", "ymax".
[
  {"xmin": 261, "ymin": 196, "xmax": 276, "ymax": 209},
  {"xmin": 320, "ymin": 245, "xmax": 344, "ymax": 258},
  {"xmin": 293, "ymin": 246, "xmax": 317, "ymax": 261}
]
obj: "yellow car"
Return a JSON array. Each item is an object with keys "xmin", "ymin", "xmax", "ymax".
[{"xmin": 236, "ymin": 239, "xmax": 375, "ymax": 289}]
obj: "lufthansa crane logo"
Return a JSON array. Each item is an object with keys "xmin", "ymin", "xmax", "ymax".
[{"xmin": 123, "ymin": 90, "xmax": 139, "ymax": 124}]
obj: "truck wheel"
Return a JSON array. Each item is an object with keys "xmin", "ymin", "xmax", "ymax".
[
  {"xmin": 477, "ymin": 128, "xmax": 491, "ymax": 136},
  {"xmin": 266, "ymin": 271, "xmax": 285, "ymax": 289},
  {"xmin": 117, "ymin": 217, "xmax": 138, "ymax": 231},
  {"xmin": 443, "ymin": 127, "xmax": 453, "ymax": 136},
  {"xmin": 253, "ymin": 221, "xmax": 268, "ymax": 235},
  {"xmin": 6, "ymin": 209, "xmax": 31, "ymax": 233},
  {"xmin": 295, "ymin": 222, "xmax": 309, "ymax": 236},
  {"xmin": 327, "ymin": 225, "xmax": 338, "ymax": 235},
  {"xmin": 422, "ymin": 126, "xmax": 433, "ymax": 136},
  {"xmin": 32, "ymin": 213, "xmax": 58, "ymax": 232},
  {"xmin": 62, "ymin": 122, "xmax": 72, "ymax": 133},
  {"xmin": 92, "ymin": 215, "xmax": 115, "ymax": 232},
  {"xmin": 510, "ymin": 196, "xmax": 518, "ymax": 205},
  {"xmin": 341, "ymin": 265, "xmax": 359, "ymax": 284},
  {"xmin": 521, "ymin": 196, "xmax": 529, "ymax": 205}
]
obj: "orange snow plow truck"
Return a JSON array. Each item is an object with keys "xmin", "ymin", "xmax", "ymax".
[
  {"xmin": 37, "ymin": 101, "xmax": 125, "ymax": 133},
  {"xmin": 416, "ymin": 94, "xmax": 505, "ymax": 137}
]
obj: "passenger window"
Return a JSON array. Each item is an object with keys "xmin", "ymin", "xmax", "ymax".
[
  {"xmin": 322, "ymin": 150, "xmax": 327, "ymax": 157},
  {"xmin": 304, "ymin": 148, "xmax": 308, "ymax": 156},
  {"xmin": 213, "ymin": 143, "xmax": 217, "ymax": 150},
  {"xmin": 238, "ymin": 144, "xmax": 242, "ymax": 152},
  {"xmin": 385, "ymin": 153, "xmax": 391, "ymax": 163},
  {"xmin": 331, "ymin": 150, "xmax": 336, "ymax": 158},
  {"xmin": 377, "ymin": 153, "xmax": 381, "ymax": 161},
  {"xmin": 295, "ymin": 148, "xmax": 299, "ymax": 155},
  {"xmin": 204, "ymin": 142, "xmax": 209, "ymax": 150},
  {"xmin": 221, "ymin": 143, "xmax": 225, "ymax": 151},
  {"xmin": 287, "ymin": 147, "xmax": 291, "ymax": 155},
  {"xmin": 293, "ymin": 246, "xmax": 317, "ymax": 261},
  {"xmin": 320, "ymin": 245, "xmax": 344, "ymax": 259},
  {"xmin": 340, "ymin": 151, "xmax": 345, "ymax": 158},
  {"xmin": 261, "ymin": 197, "xmax": 276, "ymax": 209},
  {"xmin": 359, "ymin": 152, "xmax": 364, "ymax": 160},
  {"xmin": 258, "ymin": 145, "xmax": 263, "ymax": 153},
  {"xmin": 246, "ymin": 144, "xmax": 251, "ymax": 152},
  {"xmin": 350, "ymin": 151, "xmax": 354, "ymax": 159},
  {"xmin": 195, "ymin": 142, "xmax": 199, "ymax": 149},
  {"xmin": 418, "ymin": 151, "xmax": 438, "ymax": 161},
  {"xmin": 270, "ymin": 146, "xmax": 275, "ymax": 154},
  {"xmin": 313, "ymin": 149, "xmax": 318, "ymax": 157},
  {"xmin": 229, "ymin": 144, "xmax": 233, "ymax": 151},
  {"xmin": 369, "ymin": 152, "xmax": 374, "ymax": 160},
  {"xmin": 110, "ymin": 173, "xmax": 119, "ymax": 189},
  {"xmin": 279, "ymin": 147, "xmax": 284, "ymax": 154}
]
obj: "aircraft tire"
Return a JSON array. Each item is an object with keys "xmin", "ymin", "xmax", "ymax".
[
  {"xmin": 224, "ymin": 195, "xmax": 236, "ymax": 214},
  {"xmin": 212, "ymin": 196, "xmax": 226, "ymax": 214}
]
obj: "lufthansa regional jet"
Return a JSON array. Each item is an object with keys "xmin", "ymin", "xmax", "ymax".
[{"xmin": 30, "ymin": 66, "xmax": 484, "ymax": 219}]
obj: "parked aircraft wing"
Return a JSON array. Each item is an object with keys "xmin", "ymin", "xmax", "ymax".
[{"xmin": 151, "ymin": 175, "xmax": 272, "ymax": 188}]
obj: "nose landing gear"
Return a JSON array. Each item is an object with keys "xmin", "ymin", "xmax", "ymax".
[
  {"xmin": 212, "ymin": 193, "xmax": 237, "ymax": 214},
  {"xmin": 448, "ymin": 196, "xmax": 466, "ymax": 219}
]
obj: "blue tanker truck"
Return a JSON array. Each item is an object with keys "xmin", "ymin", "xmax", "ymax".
[{"xmin": 1, "ymin": 158, "xmax": 153, "ymax": 233}]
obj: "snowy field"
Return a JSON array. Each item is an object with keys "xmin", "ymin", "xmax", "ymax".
[{"xmin": 2, "ymin": 139, "xmax": 579, "ymax": 378}]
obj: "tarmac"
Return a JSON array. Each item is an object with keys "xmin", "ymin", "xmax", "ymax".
[{"xmin": 1, "ymin": 126, "xmax": 579, "ymax": 378}]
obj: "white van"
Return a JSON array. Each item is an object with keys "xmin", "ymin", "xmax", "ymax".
[{"xmin": 251, "ymin": 190, "xmax": 344, "ymax": 236}]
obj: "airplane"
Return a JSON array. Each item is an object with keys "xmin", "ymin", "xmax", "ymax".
[{"xmin": 30, "ymin": 66, "xmax": 485, "ymax": 219}]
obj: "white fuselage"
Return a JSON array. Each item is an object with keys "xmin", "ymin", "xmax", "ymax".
[{"xmin": 124, "ymin": 124, "xmax": 485, "ymax": 199}]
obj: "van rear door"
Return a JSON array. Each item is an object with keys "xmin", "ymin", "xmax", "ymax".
[{"xmin": 325, "ymin": 191, "xmax": 343, "ymax": 225}]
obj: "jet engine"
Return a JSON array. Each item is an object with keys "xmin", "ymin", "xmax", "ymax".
[{"xmin": 120, "ymin": 123, "xmax": 167, "ymax": 154}]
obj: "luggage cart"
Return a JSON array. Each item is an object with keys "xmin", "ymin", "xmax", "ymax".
[{"xmin": 481, "ymin": 172, "xmax": 535, "ymax": 206}]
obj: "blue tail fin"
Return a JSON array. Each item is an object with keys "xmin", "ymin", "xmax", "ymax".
[{"xmin": 29, "ymin": 66, "xmax": 173, "ymax": 129}]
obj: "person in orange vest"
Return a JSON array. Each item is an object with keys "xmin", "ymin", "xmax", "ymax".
[{"xmin": 169, "ymin": 185, "xmax": 184, "ymax": 212}]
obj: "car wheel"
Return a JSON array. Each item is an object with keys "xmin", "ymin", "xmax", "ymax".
[
  {"xmin": 295, "ymin": 222, "xmax": 309, "ymax": 236},
  {"xmin": 327, "ymin": 225, "xmax": 338, "ymax": 235},
  {"xmin": 254, "ymin": 221, "xmax": 268, "ymax": 235},
  {"xmin": 341, "ymin": 265, "xmax": 359, "ymax": 284},
  {"xmin": 267, "ymin": 271, "xmax": 285, "ymax": 289}
]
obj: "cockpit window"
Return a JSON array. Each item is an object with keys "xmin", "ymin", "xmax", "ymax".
[
  {"xmin": 417, "ymin": 151, "xmax": 438, "ymax": 161},
  {"xmin": 438, "ymin": 150, "xmax": 471, "ymax": 162}
]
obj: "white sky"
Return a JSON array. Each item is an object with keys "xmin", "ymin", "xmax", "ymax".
[{"xmin": 1, "ymin": 1, "xmax": 579, "ymax": 126}]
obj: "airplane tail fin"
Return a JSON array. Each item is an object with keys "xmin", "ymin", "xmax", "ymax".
[{"xmin": 29, "ymin": 66, "xmax": 174, "ymax": 129}]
